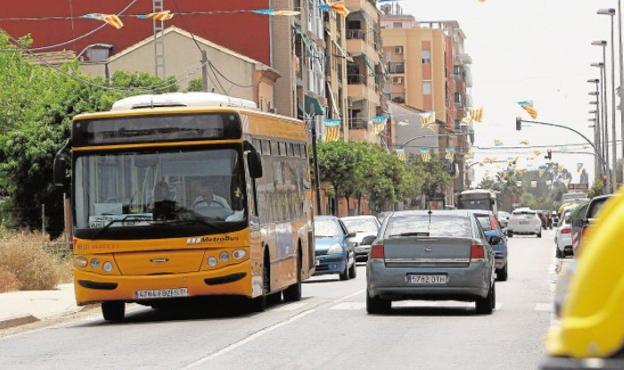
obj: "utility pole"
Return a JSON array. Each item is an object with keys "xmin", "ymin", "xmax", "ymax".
[
  {"xmin": 309, "ymin": 115, "xmax": 322, "ymax": 215},
  {"xmin": 620, "ymin": 0, "xmax": 624, "ymax": 163},
  {"xmin": 201, "ymin": 50, "xmax": 209, "ymax": 92},
  {"xmin": 610, "ymin": 12, "xmax": 618, "ymax": 191},
  {"xmin": 153, "ymin": 0, "xmax": 166, "ymax": 78}
]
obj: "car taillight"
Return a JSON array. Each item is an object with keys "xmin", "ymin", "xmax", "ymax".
[
  {"xmin": 370, "ymin": 242, "xmax": 384, "ymax": 260},
  {"xmin": 581, "ymin": 226, "xmax": 589, "ymax": 238},
  {"xmin": 561, "ymin": 227, "xmax": 571, "ymax": 234},
  {"xmin": 470, "ymin": 243, "xmax": 485, "ymax": 261}
]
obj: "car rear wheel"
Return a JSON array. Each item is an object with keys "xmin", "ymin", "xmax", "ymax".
[
  {"xmin": 496, "ymin": 264, "xmax": 508, "ymax": 281},
  {"xmin": 537, "ymin": 232, "xmax": 542, "ymax": 238},
  {"xmin": 366, "ymin": 292, "xmax": 391, "ymax": 314},
  {"xmin": 507, "ymin": 231, "xmax": 513, "ymax": 238},
  {"xmin": 555, "ymin": 247, "xmax": 563, "ymax": 258},
  {"xmin": 475, "ymin": 283, "xmax": 495, "ymax": 315},
  {"xmin": 102, "ymin": 301, "xmax": 125, "ymax": 322},
  {"xmin": 339, "ymin": 259, "xmax": 349, "ymax": 281}
]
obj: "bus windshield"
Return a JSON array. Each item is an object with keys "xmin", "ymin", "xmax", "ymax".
[
  {"xmin": 458, "ymin": 196, "xmax": 491, "ymax": 211},
  {"xmin": 74, "ymin": 147, "xmax": 247, "ymax": 236}
]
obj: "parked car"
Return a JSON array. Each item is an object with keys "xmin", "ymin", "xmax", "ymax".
[
  {"xmin": 569, "ymin": 202, "xmax": 589, "ymax": 256},
  {"xmin": 507, "ymin": 208, "xmax": 542, "ymax": 238},
  {"xmin": 551, "ymin": 211, "xmax": 559, "ymax": 227},
  {"xmin": 572, "ymin": 195, "xmax": 612, "ymax": 256},
  {"xmin": 497, "ymin": 211, "xmax": 511, "ymax": 229},
  {"xmin": 366, "ymin": 210, "xmax": 497, "ymax": 315},
  {"xmin": 554, "ymin": 210, "xmax": 573, "ymax": 258},
  {"xmin": 471, "ymin": 211, "xmax": 508, "ymax": 281},
  {"xmin": 313, "ymin": 216, "xmax": 357, "ymax": 280},
  {"xmin": 341, "ymin": 215, "xmax": 380, "ymax": 262}
]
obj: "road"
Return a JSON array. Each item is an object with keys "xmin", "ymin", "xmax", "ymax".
[{"xmin": 0, "ymin": 230, "xmax": 559, "ymax": 370}]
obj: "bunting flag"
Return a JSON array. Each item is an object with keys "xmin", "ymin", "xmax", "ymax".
[
  {"xmin": 395, "ymin": 148, "xmax": 407, "ymax": 162},
  {"xmin": 532, "ymin": 149, "xmax": 542, "ymax": 157},
  {"xmin": 444, "ymin": 147, "xmax": 456, "ymax": 161},
  {"xmin": 527, "ymin": 156, "xmax": 535, "ymax": 161},
  {"xmin": 319, "ymin": 2, "xmax": 350, "ymax": 17},
  {"xmin": 420, "ymin": 148, "xmax": 431, "ymax": 162},
  {"xmin": 577, "ymin": 163, "xmax": 584, "ymax": 173},
  {"xmin": 471, "ymin": 107, "xmax": 484, "ymax": 123},
  {"xmin": 323, "ymin": 119, "xmax": 341, "ymax": 142},
  {"xmin": 420, "ymin": 112, "xmax": 436, "ymax": 130},
  {"xmin": 397, "ymin": 120, "xmax": 409, "ymax": 127},
  {"xmin": 370, "ymin": 115, "xmax": 389, "ymax": 136},
  {"xmin": 250, "ymin": 9, "xmax": 301, "ymax": 16},
  {"xmin": 539, "ymin": 169, "xmax": 545, "ymax": 177},
  {"xmin": 80, "ymin": 13, "xmax": 124, "ymax": 29},
  {"xmin": 136, "ymin": 10, "xmax": 174, "ymax": 21},
  {"xmin": 517, "ymin": 100, "xmax": 538, "ymax": 119},
  {"xmin": 520, "ymin": 139, "xmax": 529, "ymax": 145},
  {"xmin": 494, "ymin": 139, "xmax": 504, "ymax": 146}
]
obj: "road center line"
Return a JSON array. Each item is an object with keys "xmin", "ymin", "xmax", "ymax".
[{"xmin": 183, "ymin": 288, "xmax": 365, "ymax": 368}]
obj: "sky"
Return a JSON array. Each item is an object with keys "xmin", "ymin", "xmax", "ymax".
[{"xmin": 398, "ymin": 0, "xmax": 623, "ymax": 185}]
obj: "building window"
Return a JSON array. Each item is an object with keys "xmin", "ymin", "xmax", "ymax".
[
  {"xmin": 423, "ymin": 81, "xmax": 433, "ymax": 96},
  {"xmin": 393, "ymin": 22, "xmax": 402, "ymax": 29},
  {"xmin": 422, "ymin": 49, "xmax": 431, "ymax": 64},
  {"xmin": 454, "ymin": 92, "xmax": 463, "ymax": 106},
  {"xmin": 394, "ymin": 46, "xmax": 404, "ymax": 55}
]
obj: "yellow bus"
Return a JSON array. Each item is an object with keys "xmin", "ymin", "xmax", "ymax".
[{"xmin": 53, "ymin": 93, "xmax": 315, "ymax": 321}]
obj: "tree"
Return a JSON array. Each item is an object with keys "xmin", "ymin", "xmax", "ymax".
[
  {"xmin": 317, "ymin": 141, "xmax": 364, "ymax": 215},
  {"xmin": 407, "ymin": 154, "xmax": 451, "ymax": 203},
  {"xmin": 0, "ymin": 33, "xmax": 178, "ymax": 237}
]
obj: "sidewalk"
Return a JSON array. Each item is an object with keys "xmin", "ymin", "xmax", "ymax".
[{"xmin": 0, "ymin": 284, "xmax": 83, "ymax": 330}]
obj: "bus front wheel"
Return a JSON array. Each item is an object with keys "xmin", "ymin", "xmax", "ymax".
[
  {"xmin": 102, "ymin": 301, "xmax": 125, "ymax": 322},
  {"xmin": 283, "ymin": 249, "xmax": 302, "ymax": 302}
]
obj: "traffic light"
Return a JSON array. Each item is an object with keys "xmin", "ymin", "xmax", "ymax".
[
  {"xmin": 545, "ymin": 149, "xmax": 552, "ymax": 161},
  {"xmin": 515, "ymin": 117, "xmax": 522, "ymax": 131}
]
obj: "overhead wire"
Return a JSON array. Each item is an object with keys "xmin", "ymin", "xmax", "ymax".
[{"xmin": 10, "ymin": 0, "xmax": 139, "ymax": 52}]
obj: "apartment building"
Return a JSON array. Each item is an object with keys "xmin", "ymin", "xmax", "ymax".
[
  {"xmin": 345, "ymin": 0, "xmax": 388, "ymax": 144},
  {"xmin": 380, "ymin": 4, "xmax": 474, "ymax": 200}
]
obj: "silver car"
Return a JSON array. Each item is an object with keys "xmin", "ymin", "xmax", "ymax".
[
  {"xmin": 341, "ymin": 215, "xmax": 381, "ymax": 262},
  {"xmin": 366, "ymin": 210, "xmax": 497, "ymax": 315}
]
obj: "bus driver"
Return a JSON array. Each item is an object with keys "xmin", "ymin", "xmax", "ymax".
[{"xmin": 191, "ymin": 181, "xmax": 231, "ymax": 211}]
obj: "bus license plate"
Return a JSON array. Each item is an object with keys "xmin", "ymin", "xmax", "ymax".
[
  {"xmin": 406, "ymin": 274, "xmax": 447, "ymax": 285},
  {"xmin": 135, "ymin": 288, "xmax": 188, "ymax": 300}
]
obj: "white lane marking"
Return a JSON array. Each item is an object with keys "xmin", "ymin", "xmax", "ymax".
[
  {"xmin": 183, "ymin": 289, "xmax": 365, "ymax": 368},
  {"xmin": 535, "ymin": 303, "xmax": 553, "ymax": 312},
  {"xmin": 183, "ymin": 308, "xmax": 317, "ymax": 369},
  {"xmin": 273, "ymin": 302, "xmax": 309, "ymax": 312}
]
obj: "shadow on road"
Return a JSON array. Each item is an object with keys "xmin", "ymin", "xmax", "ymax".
[
  {"xmin": 76, "ymin": 296, "xmax": 314, "ymax": 327},
  {"xmin": 383, "ymin": 304, "xmax": 477, "ymax": 317}
]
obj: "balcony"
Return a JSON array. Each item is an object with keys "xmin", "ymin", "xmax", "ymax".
[
  {"xmin": 347, "ymin": 35, "xmax": 380, "ymax": 65},
  {"xmin": 388, "ymin": 62, "xmax": 405, "ymax": 74}
]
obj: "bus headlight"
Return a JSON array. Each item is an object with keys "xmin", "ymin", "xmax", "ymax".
[
  {"xmin": 232, "ymin": 249, "xmax": 247, "ymax": 260},
  {"xmin": 75, "ymin": 256, "xmax": 88, "ymax": 268},
  {"xmin": 102, "ymin": 261, "xmax": 113, "ymax": 273},
  {"xmin": 208, "ymin": 256, "xmax": 218, "ymax": 268},
  {"xmin": 219, "ymin": 251, "xmax": 230, "ymax": 262}
]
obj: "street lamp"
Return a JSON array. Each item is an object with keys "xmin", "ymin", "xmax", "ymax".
[
  {"xmin": 591, "ymin": 61, "xmax": 610, "ymax": 186},
  {"xmin": 597, "ymin": 8, "xmax": 617, "ymax": 191},
  {"xmin": 618, "ymin": 0, "xmax": 624, "ymax": 160}
]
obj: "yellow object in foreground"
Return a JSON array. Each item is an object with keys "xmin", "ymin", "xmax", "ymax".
[{"xmin": 546, "ymin": 188, "xmax": 624, "ymax": 358}]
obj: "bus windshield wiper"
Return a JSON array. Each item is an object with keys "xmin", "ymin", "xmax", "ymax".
[
  {"xmin": 94, "ymin": 214, "xmax": 153, "ymax": 238},
  {"xmin": 161, "ymin": 208, "xmax": 229, "ymax": 232}
]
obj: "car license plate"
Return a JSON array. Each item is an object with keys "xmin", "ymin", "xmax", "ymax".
[
  {"xmin": 406, "ymin": 274, "xmax": 447, "ymax": 285},
  {"xmin": 520, "ymin": 221, "xmax": 530, "ymax": 225},
  {"xmin": 135, "ymin": 288, "xmax": 188, "ymax": 300}
]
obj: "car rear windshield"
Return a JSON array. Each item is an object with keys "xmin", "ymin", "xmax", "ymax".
[
  {"xmin": 385, "ymin": 215, "xmax": 473, "ymax": 238},
  {"xmin": 342, "ymin": 218, "xmax": 378, "ymax": 234}
]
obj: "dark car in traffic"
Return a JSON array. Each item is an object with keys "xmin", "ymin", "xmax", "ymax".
[
  {"xmin": 470, "ymin": 210, "xmax": 508, "ymax": 281},
  {"xmin": 366, "ymin": 210, "xmax": 497, "ymax": 315}
]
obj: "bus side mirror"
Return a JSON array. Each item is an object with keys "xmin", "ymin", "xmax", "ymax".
[
  {"xmin": 53, "ymin": 154, "xmax": 68, "ymax": 187},
  {"xmin": 248, "ymin": 151, "xmax": 263, "ymax": 179}
]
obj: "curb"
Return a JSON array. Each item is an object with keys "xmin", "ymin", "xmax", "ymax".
[{"xmin": 0, "ymin": 315, "xmax": 39, "ymax": 330}]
